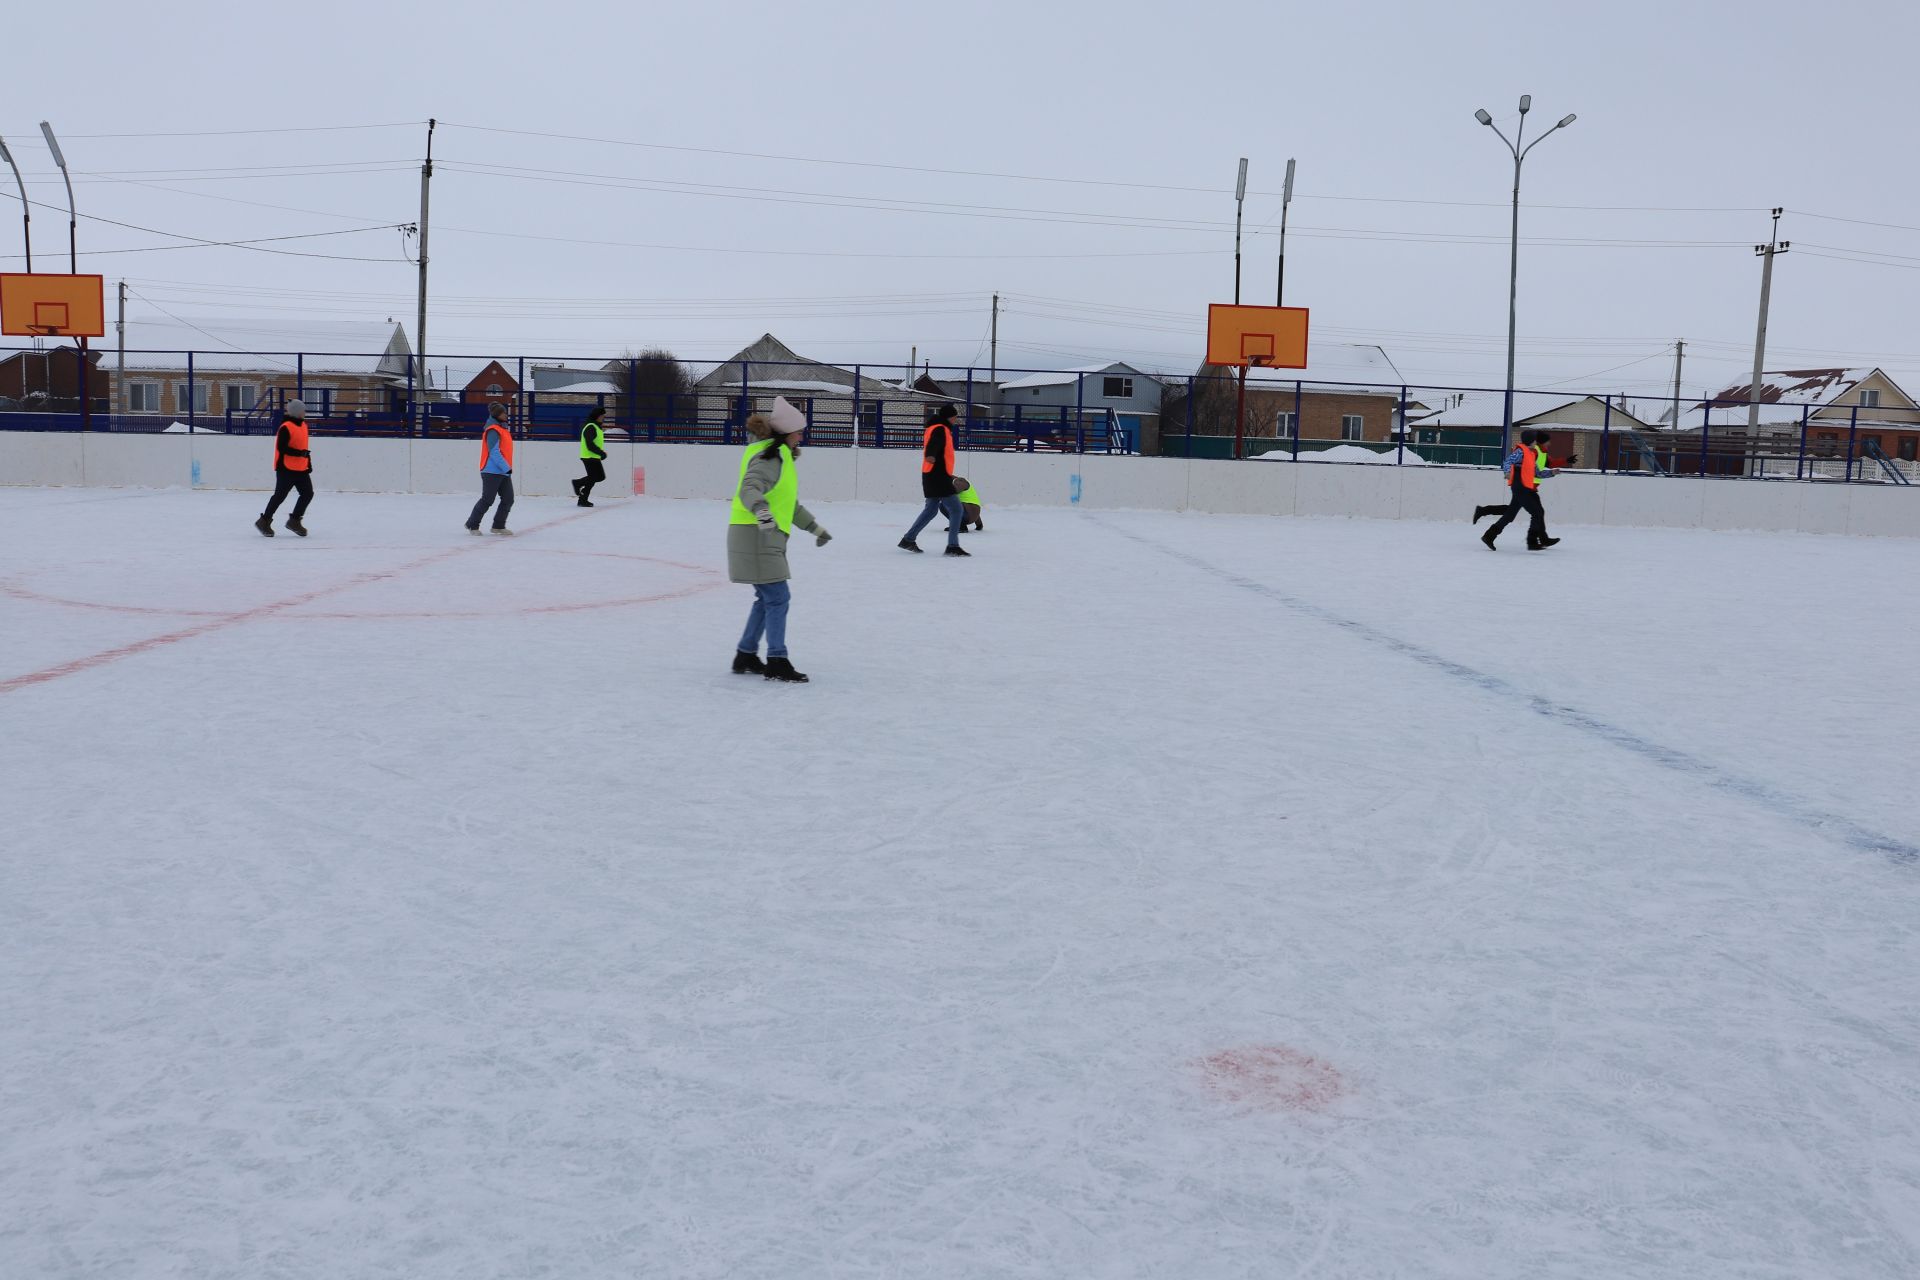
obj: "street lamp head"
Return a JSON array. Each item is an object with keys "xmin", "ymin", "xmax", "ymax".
[
  {"xmin": 1283, "ymin": 157, "xmax": 1295, "ymax": 204},
  {"xmin": 1518, "ymin": 94, "xmax": 1532, "ymax": 114},
  {"xmin": 0, "ymin": 135, "xmax": 12, "ymax": 165},
  {"xmin": 1557, "ymin": 113, "xmax": 1577, "ymax": 129},
  {"xmin": 1235, "ymin": 156, "xmax": 1248, "ymax": 201},
  {"xmin": 38, "ymin": 121, "xmax": 66, "ymax": 169},
  {"xmin": 1474, "ymin": 108, "xmax": 1494, "ymax": 125}
]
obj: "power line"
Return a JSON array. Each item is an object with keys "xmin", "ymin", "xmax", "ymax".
[
  {"xmin": 0, "ymin": 188, "xmax": 409, "ymax": 261},
  {"xmin": 1, "ymin": 122, "xmax": 423, "ymax": 140}
]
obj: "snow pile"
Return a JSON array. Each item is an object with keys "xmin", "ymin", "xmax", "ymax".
[{"xmin": 1256, "ymin": 443, "xmax": 1431, "ymax": 465}]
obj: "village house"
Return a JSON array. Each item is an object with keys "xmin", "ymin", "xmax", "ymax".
[
  {"xmin": 694, "ymin": 334, "xmax": 937, "ymax": 444},
  {"xmin": 1161, "ymin": 343, "xmax": 1416, "ymax": 458},
  {"xmin": 103, "ymin": 317, "xmax": 420, "ymax": 427}
]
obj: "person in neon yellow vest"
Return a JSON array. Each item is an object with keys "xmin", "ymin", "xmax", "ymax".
[
  {"xmin": 728, "ymin": 397, "xmax": 830, "ymax": 683},
  {"xmin": 954, "ymin": 476, "xmax": 984, "ymax": 531},
  {"xmin": 572, "ymin": 406, "xmax": 608, "ymax": 507}
]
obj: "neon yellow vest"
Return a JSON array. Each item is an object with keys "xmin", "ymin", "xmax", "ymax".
[
  {"xmin": 579, "ymin": 420, "xmax": 605, "ymax": 460},
  {"xmin": 729, "ymin": 441, "xmax": 798, "ymax": 532},
  {"xmin": 1533, "ymin": 444, "xmax": 1550, "ymax": 479},
  {"xmin": 957, "ymin": 483, "xmax": 981, "ymax": 506}
]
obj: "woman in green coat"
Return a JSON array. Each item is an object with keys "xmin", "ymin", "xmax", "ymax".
[{"xmin": 728, "ymin": 400, "xmax": 831, "ymax": 683}]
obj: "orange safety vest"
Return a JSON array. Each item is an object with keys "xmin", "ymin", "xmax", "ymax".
[
  {"xmin": 275, "ymin": 418, "xmax": 310, "ymax": 472},
  {"xmin": 922, "ymin": 421, "xmax": 955, "ymax": 475},
  {"xmin": 479, "ymin": 422, "xmax": 515, "ymax": 470},
  {"xmin": 1504, "ymin": 444, "xmax": 1538, "ymax": 490}
]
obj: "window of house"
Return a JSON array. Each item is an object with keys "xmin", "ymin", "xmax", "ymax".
[
  {"xmin": 1899, "ymin": 436, "xmax": 1917, "ymax": 462},
  {"xmin": 179, "ymin": 383, "xmax": 209, "ymax": 415},
  {"xmin": 1276, "ymin": 411, "xmax": 1298, "ymax": 437},
  {"xmin": 303, "ymin": 387, "xmax": 330, "ymax": 415},
  {"xmin": 486, "ymin": 383, "xmax": 504, "ymax": 397},
  {"xmin": 225, "ymin": 384, "xmax": 257, "ymax": 413},
  {"xmin": 128, "ymin": 382, "xmax": 160, "ymax": 412},
  {"xmin": 1863, "ymin": 435, "xmax": 1884, "ymax": 454},
  {"xmin": 1031, "ymin": 388, "xmax": 1042, "ymax": 397},
  {"xmin": 1102, "ymin": 376, "xmax": 1133, "ymax": 399},
  {"xmin": 1860, "ymin": 388, "xmax": 1881, "ymax": 408},
  {"xmin": 1341, "ymin": 414, "xmax": 1364, "ymax": 441}
]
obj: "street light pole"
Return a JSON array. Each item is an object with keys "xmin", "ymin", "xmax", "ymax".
[
  {"xmin": 1233, "ymin": 157, "xmax": 1248, "ymax": 304},
  {"xmin": 0, "ymin": 134, "xmax": 29, "ymax": 270},
  {"xmin": 39, "ymin": 121, "xmax": 89, "ymax": 431},
  {"xmin": 1474, "ymin": 97, "xmax": 1576, "ymax": 454},
  {"xmin": 38, "ymin": 122, "xmax": 75, "ymax": 272},
  {"xmin": 1275, "ymin": 157, "xmax": 1295, "ymax": 306}
]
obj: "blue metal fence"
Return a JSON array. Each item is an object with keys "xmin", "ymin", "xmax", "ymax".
[{"xmin": 5, "ymin": 346, "xmax": 1919, "ymax": 485}]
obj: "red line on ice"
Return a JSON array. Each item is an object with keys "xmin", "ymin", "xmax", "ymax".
[{"xmin": 0, "ymin": 509, "xmax": 596, "ymax": 696}]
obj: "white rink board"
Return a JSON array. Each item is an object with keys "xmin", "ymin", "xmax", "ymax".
[{"xmin": 2, "ymin": 432, "xmax": 1919, "ymax": 536}]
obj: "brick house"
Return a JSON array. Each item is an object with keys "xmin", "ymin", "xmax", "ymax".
[
  {"xmin": 1162, "ymin": 343, "xmax": 1415, "ymax": 456},
  {"xmin": 1701, "ymin": 368, "xmax": 1920, "ymax": 478},
  {"xmin": 0, "ymin": 343, "xmax": 108, "ymax": 412},
  {"xmin": 462, "ymin": 360, "xmax": 520, "ymax": 408}
]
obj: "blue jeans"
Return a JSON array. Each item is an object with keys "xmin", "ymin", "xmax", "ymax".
[
  {"xmin": 906, "ymin": 495, "xmax": 963, "ymax": 547},
  {"xmin": 737, "ymin": 581, "xmax": 791, "ymax": 658}
]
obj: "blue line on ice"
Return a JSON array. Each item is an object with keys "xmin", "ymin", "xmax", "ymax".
[{"xmin": 1107, "ymin": 518, "xmax": 1919, "ymax": 865}]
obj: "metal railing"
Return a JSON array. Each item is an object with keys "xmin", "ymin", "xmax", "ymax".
[{"xmin": 5, "ymin": 346, "xmax": 1918, "ymax": 486}]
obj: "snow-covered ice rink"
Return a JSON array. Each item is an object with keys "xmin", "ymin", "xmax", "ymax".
[{"xmin": 5, "ymin": 482, "xmax": 1920, "ymax": 1280}]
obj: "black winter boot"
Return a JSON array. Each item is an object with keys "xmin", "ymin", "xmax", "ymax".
[
  {"xmin": 1473, "ymin": 506, "xmax": 1500, "ymax": 523},
  {"xmin": 286, "ymin": 518, "xmax": 308, "ymax": 537},
  {"xmin": 1481, "ymin": 528, "xmax": 1498, "ymax": 551},
  {"xmin": 764, "ymin": 656, "xmax": 809, "ymax": 683},
  {"xmin": 1536, "ymin": 536, "xmax": 1560, "ymax": 548},
  {"xmin": 943, "ymin": 544, "xmax": 971, "ymax": 557},
  {"xmin": 897, "ymin": 537, "xmax": 923, "ymax": 553},
  {"xmin": 254, "ymin": 514, "xmax": 275, "ymax": 537},
  {"xmin": 732, "ymin": 650, "xmax": 766, "ymax": 675}
]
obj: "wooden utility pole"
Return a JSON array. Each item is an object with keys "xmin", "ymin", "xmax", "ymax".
[
  {"xmin": 1670, "ymin": 339, "xmax": 1684, "ymax": 432},
  {"xmin": 415, "ymin": 119, "xmax": 436, "ymax": 429}
]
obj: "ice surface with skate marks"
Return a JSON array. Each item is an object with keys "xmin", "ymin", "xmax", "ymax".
[{"xmin": 3, "ymin": 484, "xmax": 1920, "ymax": 1279}]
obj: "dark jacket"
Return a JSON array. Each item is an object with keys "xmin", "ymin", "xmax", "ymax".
[{"xmin": 921, "ymin": 421, "xmax": 954, "ymax": 499}]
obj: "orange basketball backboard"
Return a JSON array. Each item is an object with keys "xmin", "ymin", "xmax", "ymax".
[
  {"xmin": 1206, "ymin": 303, "xmax": 1308, "ymax": 369},
  {"xmin": 0, "ymin": 273, "xmax": 106, "ymax": 338}
]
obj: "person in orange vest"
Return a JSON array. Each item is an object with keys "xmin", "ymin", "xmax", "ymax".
[
  {"xmin": 1474, "ymin": 429, "xmax": 1555, "ymax": 550},
  {"xmin": 254, "ymin": 397, "xmax": 313, "ymax": 537},
  {"xmin": 897, "ymin": 402, "xmax": 968, "ymax": 556},
  {"xmin": 465, "ymin": 402, "xmax": 516, "ymax": 535}
]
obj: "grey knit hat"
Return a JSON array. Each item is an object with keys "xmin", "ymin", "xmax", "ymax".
[
  {"xmin": 283, "ymin": 398, "xmax": 307, "ymax": 420},
  {"xmin": 489, "ymin": 402, "xmax": 510, "ymax": 421}
]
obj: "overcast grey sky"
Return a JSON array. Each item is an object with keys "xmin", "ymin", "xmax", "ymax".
[{"xmin": 7, "ymin": 0, "xmax": 1918, "ymax": 397}]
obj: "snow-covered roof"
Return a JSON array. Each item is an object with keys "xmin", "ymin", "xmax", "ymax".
[
  {"xmin": 115, "ymin": 317, "xmax": 414, "ymax": 379},
  {"xmin": 532, "ymin": 379, "xmax": 622, "ymax": 396},
  {"xmin": 997, "ymin": 362, "xmax": 1161, "ymax": 392},
  {"xmin": 1418, "ymin": 390, "xmax": 1659, "ymax": 431},
  {"xmin": 1705, "ymin": 368, "xmax": 1873, "ymax": 408},
  {"xmin": 528, "ymin": 364, "xmax": 620, "ymax": 393}
]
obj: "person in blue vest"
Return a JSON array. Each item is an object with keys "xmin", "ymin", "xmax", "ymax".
[
  {"xmin": 573, "ymin": 406, "xmax": 608, "ymax": 507},
  {"xmin": 728, "ymin": 398, "xmax": 831, "ymax": 683},
  {"xmin": 466, "ymin": 402, "xmax": 516, "ymax": 535}
]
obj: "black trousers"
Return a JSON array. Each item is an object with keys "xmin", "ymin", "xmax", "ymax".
[
  {"xmin": 577, "ymin": 457, "xmax": 606, "ymax": 497},
  {"xmin": 467, "ymin": 473, "xmax": 515, "ymax": 530},
  {"xmin": 263, "ymin": 470, "xmax": 313, "ymax": 521},
  {"xmin": 1487, "ymin": 483, "xmax": 1546, "ymax": 543}
]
